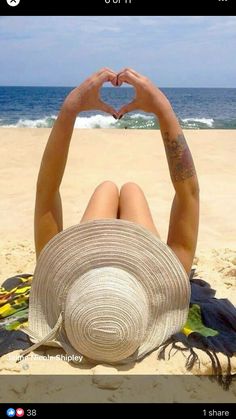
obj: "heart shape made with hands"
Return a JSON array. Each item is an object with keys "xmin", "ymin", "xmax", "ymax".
[
  {"xmin": 74, "ymin": 68, "xmax": 155, "ymax": 119},
  {"xmin": 95, "ymin": 68, "xmax": 142, "ymax": 119},
  {"xmin": 102, "ymin": 83, "xmax": 135, "ymax": 120}
]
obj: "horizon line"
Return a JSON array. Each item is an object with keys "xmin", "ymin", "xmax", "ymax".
[{"xmin": 0, "ymin": 85, "xmax": 235, "ymax": 89}]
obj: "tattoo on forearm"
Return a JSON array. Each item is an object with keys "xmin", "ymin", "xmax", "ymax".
[{"xmin": 163, "ymin": 132, "xmax": 196, "ymax": 182}]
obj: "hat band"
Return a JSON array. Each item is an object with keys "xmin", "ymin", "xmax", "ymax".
[{"xmin": 18, "ymin": 313, "xmax": 63, "ymax": 360}]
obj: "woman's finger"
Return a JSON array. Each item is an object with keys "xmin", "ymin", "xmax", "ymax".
[
  {"xmin": 116, "ymin": 70, "xmax": 140, "ymax": 87},
  {"xmin": 96, "ymin": 68, "xmax": 118, "ymax": 87},
  {"xmin": 118, "ymin": 67, "xmax": 142, "ymax": 79},
  {"xmin": 110, "ymin": 75, "xmax": 119, "ymax": 87},
  {"xmin": 98, "ymin": 99, "xmax": 118, "ymax": 118},
  {"xmin": 117, "ymin": 99, "xmax": 138, "ymax": 118}
]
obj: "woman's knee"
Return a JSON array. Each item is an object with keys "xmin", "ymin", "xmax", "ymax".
[
  {"xmin": 120, "ymin": 182, "xmax": 144, "ymax": 197},
  {"xmin": 95, "ymin": 180, "xmax": 119, "ymax": 196}
]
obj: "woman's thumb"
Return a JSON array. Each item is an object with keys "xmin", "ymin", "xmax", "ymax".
[
  {"xmin": 98, "ymin": 100, "xmax": 118, "ymax": 118},
  {"xmin": 117, "ymin": 100, "xmax": 137, "ymax": 119}
]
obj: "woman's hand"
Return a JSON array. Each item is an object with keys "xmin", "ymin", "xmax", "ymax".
[
  {"xmin": 63, "ymin": 68, "xmax": 118, "ymax": 118},
  {"xmin": 116, "ymin": 68, "xmax": 172, "ymax": 118}
]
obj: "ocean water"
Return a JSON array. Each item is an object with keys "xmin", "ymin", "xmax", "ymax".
[{"xmin": 0, "ymin": 86, "xmax": 236, "ymax": 129}]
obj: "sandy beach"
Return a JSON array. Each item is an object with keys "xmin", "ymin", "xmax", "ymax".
[{"xmin": 0, "ymin": 128, "xmax": 235, "ymax": 402}]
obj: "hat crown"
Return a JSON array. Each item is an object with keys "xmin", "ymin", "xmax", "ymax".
[{"xmin": 64, "ymin": 267, "xmax": 149, "ymax": 363}]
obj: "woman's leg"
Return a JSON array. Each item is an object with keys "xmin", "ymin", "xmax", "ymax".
[
  {"xmin": 80, "ymin": 181, "xmax": 119, "ymax": 223},
  {"xmin": 119, "ymin": 182, "xmax": 160, "ymax": 237}
]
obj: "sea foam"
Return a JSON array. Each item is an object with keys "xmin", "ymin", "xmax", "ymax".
[{"xmin": 182, "ymin": 118, "xmax": 214, "ymax": 127}]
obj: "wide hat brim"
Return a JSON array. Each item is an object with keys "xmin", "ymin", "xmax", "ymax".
[{"xmin": 28, "ymin": 218, "xmax": 190, "ymax": 363}]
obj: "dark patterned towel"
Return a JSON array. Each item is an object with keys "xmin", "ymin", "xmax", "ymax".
[
  {"xmin": 158, "ymin": 270, "xmax": 236, "ymax": 389},
  {"xmin": 0, "ymin": 274, "xmax": 32, "ymax": 355}
]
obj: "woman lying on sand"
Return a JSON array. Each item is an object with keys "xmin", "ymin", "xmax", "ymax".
[{"xmin": 21, "ymin": 68, "xmax": 199, "ymax": 364}]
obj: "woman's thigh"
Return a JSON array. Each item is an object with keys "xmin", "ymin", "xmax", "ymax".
[
  {"xmin": 119, "ymin": 182, "xmax": 160, "ymax": 237},
  {"xmin": 80, "ymin": 181, "xmax": 119, "ymax": 223}
]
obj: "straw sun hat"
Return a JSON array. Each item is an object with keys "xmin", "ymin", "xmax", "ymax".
[{"xmin": 20, "ymin": 218, "xmax": 190, "ymax": 364}]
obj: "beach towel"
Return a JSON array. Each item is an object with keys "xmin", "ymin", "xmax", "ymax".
[
  {"xmin": 158, "ymin": 270, "xmax": 236, "ymax": 389},
  {"xmin": 0, "ymin": 274, "xmax": 32, "ymax": 355},
  {"xmin": 0, "ymin": 270, "xmax": 235, "ymax": 388}
]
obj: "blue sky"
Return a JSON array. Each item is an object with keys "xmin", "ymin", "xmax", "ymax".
[{"xmin": 0, "ymin": 16, "xmax": 236, "ymax": 87}]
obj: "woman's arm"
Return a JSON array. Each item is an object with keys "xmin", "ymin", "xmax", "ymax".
[
  {"xmin": 34, "ymin": 107, "xmax": 76, "ymax": 260},
  {"xmin": 157, "ymin": 105, "xmax": 199, "ymax": 275},
  {"xmin": 117, "ymin": 68, "xmax": 199, "ymax": 274},
  {"xmin": 35, "ymin": 68, "xmax": 118, "ymax": 259}
]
